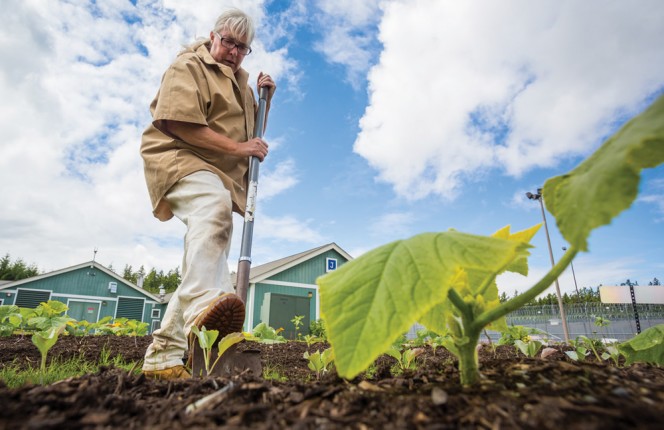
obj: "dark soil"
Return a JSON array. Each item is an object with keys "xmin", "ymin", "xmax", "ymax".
[{"xmin": 0, "ymin": 335, "xmax": 663, "ymax": 429}]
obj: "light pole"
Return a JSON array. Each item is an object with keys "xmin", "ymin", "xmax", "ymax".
[
  {"xmin": 562, "ymin": 247, "xmax": 579, "ymax": 295},
  {"xmin": 526, "ymin": 188, "xmax": 570, "ymax": 343},
  {"xmin": 564, "ymin": 245, "xmax": 587, "ymax": 337}
]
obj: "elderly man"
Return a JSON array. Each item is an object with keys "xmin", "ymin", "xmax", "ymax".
[{"xmin": 140, "ymin": 8, "xmax": 276, "ymax": 380}]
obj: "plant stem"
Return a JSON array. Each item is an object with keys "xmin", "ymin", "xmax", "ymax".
[
  {"xmin": 456, "ymin": 324, "xmax": 482, "ymax": 386},
  {"xmin": 448, "ymin": 289, "xmax": 472, "ymax": 321},
  {"xmin": 472, "ymin": 247, "xmax": 578, "ymax": 335}
]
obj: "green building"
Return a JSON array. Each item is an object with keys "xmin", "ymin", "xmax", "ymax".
[
  {"xmin": 0, "ymin": 261, "xmax": 166, "ymax": 333},
  {"xmin": 237, "ymin": 243, "xmax": 351, "ymax": 338},
  {"xmin": 0, "ymin": 243, "xmax": 352, "ymax": 338}
]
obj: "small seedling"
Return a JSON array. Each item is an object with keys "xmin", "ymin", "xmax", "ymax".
[
  {"xmin": 578, "ymin": 335, "xmax": 604, "ymax": 361},
  {"xmin": 291, "ymin": 315, "xmax": 304, "ymax": 340},
  {"xmin": 302, "ymin": 334, "xmax": 321, "ymax": 347},
  {"xmin": 32, "ymin": 326, "xmax": 64, "ymax": 373},
  {"xmin": 303, "ymin": 348, "xmax": 334, "ymax": 379},
  {"xmin": 514, "ymin": 339, "xmax": 543, "ymax": 358},
  {"xmin": 601, "ymin": 345, "xmax": 622, "ymax": 366},
  {"xmin": 190, "ymin": 326, "xmax": 245, "ymax": 376},
  {"xmin": 190, "ymin": 326, "xmax": 219, "ymax": 374},
  {"xmin": 565, "ymin": 338, "xmax": 590, "ymax": 362},
  {"xmin": 386, "ymin": 346, "xmax": 424, "ymax": 372},
  {"xmin": 427, "ymin": 335, "xmax": 446, "ymax": 356}
]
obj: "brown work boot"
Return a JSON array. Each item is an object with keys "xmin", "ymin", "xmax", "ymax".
[
  {"xmin": 143, "ymin": 365, "xmax": 191, "ymax": 380},
  {"xmin": 192, "ymin": 292, "xmax": 245, "ymax": 341}
]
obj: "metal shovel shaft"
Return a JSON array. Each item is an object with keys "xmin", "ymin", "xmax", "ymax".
[{"xmin": 237, "ymin": 86, "xmax": 269, "ymax": 304}]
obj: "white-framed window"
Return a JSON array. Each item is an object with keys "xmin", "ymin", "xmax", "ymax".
[
  {"xmin": 151, "ymin": 308, "xmax": 161, "ymax": 319},
  {"xmin": 326, "ymin": 258, "xmax": 338, "ymax": 272}
]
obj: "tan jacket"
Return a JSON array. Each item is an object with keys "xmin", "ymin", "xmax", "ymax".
[{"xmin": 141, "ymin": 41, "xmax": 256, "ymax": 221}]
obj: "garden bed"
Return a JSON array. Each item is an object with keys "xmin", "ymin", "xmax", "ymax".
[{"xmin": 0, "ymin": 335, "xmax": 662, "ymax": 429}]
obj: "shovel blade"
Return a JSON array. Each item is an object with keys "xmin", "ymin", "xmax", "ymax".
[{"xmin": 190, "ymin": 342, "xmax": 262, "ymax": 378}]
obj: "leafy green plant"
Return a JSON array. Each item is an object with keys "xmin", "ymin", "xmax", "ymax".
[
  {"xmin": 0, "ymin": 305, "xmax": 21, "ymax": 337},
  {"xmin": 497, "ymin": 325, "xmax": 544, "ymax": 346},
  {"xmin": 618, "ymin": 324, "xmax": 664, "ymax": 366},
  {"xmin": 317, "ymin": 95, "xmax": 664, "ymax": 386},
  {"xmin": 594, "ymin": 316, "xmax": 610, "ymax": 328},
  {"xmin": 514, "ymin": 339, "xmax": 543, "ymax": 358},
  {"xmin": 411, "ymin": 328, "xmax": 436, "ymax": 347},
  {"xmin": 28, "ymin": 301, "xmax": 74, "ymax": 331},
  {"xmin": 303, "ymin": 348, "xmax": 334, "ymax": 379},
  {"xmin": 309, "ymin": 319, "xmax": 327, "ymax": 341},
  {"xmin": 66, "ymin": 316, "xmax": 114, "ymax": 336},
  {"xmin": 248, "ymin": 322, "xmax": 287, "ymax": 344}
]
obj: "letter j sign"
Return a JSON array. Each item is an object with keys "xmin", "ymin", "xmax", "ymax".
[{"xmin": 326, "ymin": 258, "xmax": 337, "ymax": 272}]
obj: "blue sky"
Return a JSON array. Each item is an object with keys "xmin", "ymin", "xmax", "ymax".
[{"xmin": 1, "ymin": 0, "xmax": 663, "ymax": 297}]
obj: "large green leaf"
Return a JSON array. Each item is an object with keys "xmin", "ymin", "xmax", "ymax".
[
  {"xmin": 544, "ymin": 95, "xmax": 664, "ymax": 251},
  {"xmin": 419, "ymin": 225, "xmax": 540, "ymax": 337},
  {"xmin": 317, "ymin": 230, "xmax": 530, "ymax": 378}
]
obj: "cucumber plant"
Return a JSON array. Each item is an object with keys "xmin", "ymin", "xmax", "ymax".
[{"xmin": 318, "ymin": 95, "xmax": 664, "ymax": 386}]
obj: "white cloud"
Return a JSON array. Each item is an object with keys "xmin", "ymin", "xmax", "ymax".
[
  {"xmin": 312, "ymin": 0, "xmax": 383, "ymax": 87},
  {"xmin": 639, "ymin": 194, "xmax": 664, "ymax": 222},
  {"xmin": 639, "ymin": 178, "xmax": 664, "ymax": 221},
  {"xmin": 369, "ymin": 212, "xmax": 415, "ymax": 239},
  {"xmin": 354, "ymin": 0, "xmax": 664, "ymax": 201},
  {"xmin": 259, "ymin": 159, "xmax": 299, "ymax": 200},
  {"xmin": 0, "ymin": 1, "xmax": 309, "ymax": 273}
]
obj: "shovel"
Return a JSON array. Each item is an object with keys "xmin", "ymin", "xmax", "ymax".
[
  {"xmin": 236, "ymin": 85, "xmax": 270, "ymax": 303},
  {"xmin": 190, "ymin": 86, "xmax": 269, "ymax": 378}
]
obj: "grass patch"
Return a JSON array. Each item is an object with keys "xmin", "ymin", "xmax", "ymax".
[
  {"xmin": 0, "ymin": 346, "xmax": 140, "ymax": 389},
  {"xmin": 262, "ymin": 364, "xmax": 288, "ymax": 382}
]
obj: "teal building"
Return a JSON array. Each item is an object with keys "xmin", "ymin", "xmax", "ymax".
[{"xmin": 0, "ymin": 243, "xmax": 352, "ymax": 338}]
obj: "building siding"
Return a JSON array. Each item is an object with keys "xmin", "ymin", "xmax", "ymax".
[
  {"xmin": 248, "ymin": 248, "xmax": 349, "ymax": 332},
  {"xmin": 269, "ymin": 250, "xmax": 347, "ymax": 284}
]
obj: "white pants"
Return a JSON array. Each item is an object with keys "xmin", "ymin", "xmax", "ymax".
[{"xmin": 143, "ymin": 171, "xmax": 234, "ymax": 371}]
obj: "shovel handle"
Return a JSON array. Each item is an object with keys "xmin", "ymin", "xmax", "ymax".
[{"xmin": 236, "ymin": 86, "xmax": 270, "ymax": 304}]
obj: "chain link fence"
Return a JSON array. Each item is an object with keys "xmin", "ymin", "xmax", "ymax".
[
  {"xmin": 504, "ymin": 303, "xmax": 664, "ymax": 341},
  {"xmin": 407, "ymin": 303, "xmax": 664, "ymax": 342}
]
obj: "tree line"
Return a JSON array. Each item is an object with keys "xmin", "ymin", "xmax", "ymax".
[
  {"xmin": 0, "ymin": 254, "xmax": 40, "ymax": 281},
  {"xmin": 499, "ymin": 277, "xmax": 662, "ymax": 306}
]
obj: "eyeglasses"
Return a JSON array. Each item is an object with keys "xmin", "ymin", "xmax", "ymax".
[{"xmin": 214, "ymin": 33, "xmax": 252, "ymax": 55}]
